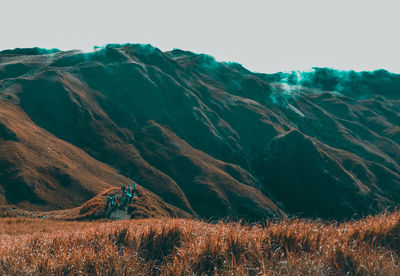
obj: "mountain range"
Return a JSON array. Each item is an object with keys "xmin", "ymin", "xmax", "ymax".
[{"xmin": 1, "ymin": 44, "xmax": 399, "ymax": 221}]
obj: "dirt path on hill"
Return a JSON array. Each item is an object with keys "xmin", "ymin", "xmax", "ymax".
[{"xmin": 109, "ymin": 208, "xmax": 130, "ymax": 220}]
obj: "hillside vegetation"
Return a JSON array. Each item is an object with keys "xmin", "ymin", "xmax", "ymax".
[
  {"xmin": 1, "ymin": 44, "xmax": 400, "ymax": 220},
  {"xmin": 2, "ymin": 212, "xmax": 400, "ymax": 275}
]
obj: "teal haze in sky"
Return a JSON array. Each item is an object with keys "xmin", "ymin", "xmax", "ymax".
[{"xmin": 1, "ymin": 0, "xmax": 399, "ymax": 73}]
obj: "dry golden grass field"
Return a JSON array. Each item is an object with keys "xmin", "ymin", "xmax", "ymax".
[{"xmin": 1, "ymin": 212, "xmax": 400, "ymax": 275}]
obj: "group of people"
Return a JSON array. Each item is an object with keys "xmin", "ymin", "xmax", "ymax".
[{"xmin": 105, "ymin": 183, "xmax": 138, "ymax": 216}]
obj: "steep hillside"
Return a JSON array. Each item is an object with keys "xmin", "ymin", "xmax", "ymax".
[{"xmin": 0, "ymin": 44, "xmax": 399, "ymax": 220}]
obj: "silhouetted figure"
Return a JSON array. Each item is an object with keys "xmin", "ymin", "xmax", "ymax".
[
  {"xmin": 120, "ymin": 195, "xmax": 126, "ymax": 207},
  {"xmin": 126, "ymin": 191, "xmax": 132, "ymax": 203},
  {"xmin": 106, "ymin": 196, "xmax": 112, "ymax": 208}
]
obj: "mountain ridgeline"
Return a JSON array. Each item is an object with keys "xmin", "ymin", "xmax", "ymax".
[{"xmin": 0, "ymin": 44, "xmax": 399, "ymax": 221}]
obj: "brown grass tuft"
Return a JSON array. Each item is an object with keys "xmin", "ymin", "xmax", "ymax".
[{"xmin": 2, "ymin": 213, "xmax": 400, "ymax": 275}]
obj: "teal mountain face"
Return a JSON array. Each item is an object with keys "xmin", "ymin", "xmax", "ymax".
[{"xmin": 0, "ymin": 44, "xmax": 399, "ymax": 220}]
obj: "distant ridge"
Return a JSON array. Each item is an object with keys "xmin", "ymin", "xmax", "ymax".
[{"xmin": 1, "ymin": 43, "xmax": 400, "ymax": 220}]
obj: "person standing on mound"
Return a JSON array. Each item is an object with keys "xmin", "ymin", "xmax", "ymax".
[
  {"xmin": 106, "ymin": 196, "xmax": 112, "ymax": 209},
  {"xmin": 126, "ymin": 191, "xmax": 132, "ymax": 203}
]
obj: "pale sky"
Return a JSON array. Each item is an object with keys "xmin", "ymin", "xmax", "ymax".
[{"xmin": 1, "ymin": 0, "xmax": 399, "ymax": 73}]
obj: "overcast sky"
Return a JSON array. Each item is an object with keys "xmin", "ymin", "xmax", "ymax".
[{"xmin": 1, "ymin": 0, "xmax": 399, "ymax": 73}]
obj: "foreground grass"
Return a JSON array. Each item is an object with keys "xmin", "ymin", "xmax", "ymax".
[{"xmin": 1, "ymin": 213, "xmax": 400, "ymax": 275}]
